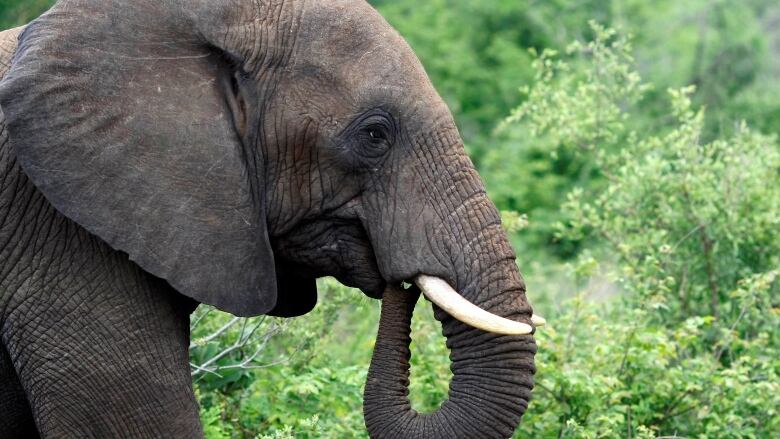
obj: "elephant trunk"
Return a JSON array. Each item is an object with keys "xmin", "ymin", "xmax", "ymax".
[
  {"xmin": 362, "ymin": 127, "xmax": 536, "ymax": 437},
  {"xmin": 363, "ymin": 285, "xmax": 536, "ymax": 438}
]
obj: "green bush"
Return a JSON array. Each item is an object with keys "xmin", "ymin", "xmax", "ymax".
[
  {"xmin": 191, "ymin": 279, "xmax": 372, "ymax": 438},
  {"xmin": 510, "ymin": 23, "xmax": 780, "ymax": 438},
  {"xmin": 192, "ymin": 279, "xmax": 452, "ymax": 438},
  {"xmin": 522, "ymin": 273, "xmax": 779, "ymax": 438}
]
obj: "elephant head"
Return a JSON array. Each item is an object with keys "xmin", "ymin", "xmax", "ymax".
[{"xmin": 0, "ymin": 0, "xmax": 538, "ymax": 436}]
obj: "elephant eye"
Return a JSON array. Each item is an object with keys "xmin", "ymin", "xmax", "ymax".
[
  {"xmin": 358, "ymin": 121, "xmax": 393, "ymax": 157},
  {"xmin": 366, "ymin": 126, "xmax": 388, "ymax": 143},
  {"xmin": 347, "ymin": 110, "xmax": 396, "ymax": 162}
]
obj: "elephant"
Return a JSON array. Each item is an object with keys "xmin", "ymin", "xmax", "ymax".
[{"xmin": 0, "ymin": 0, "xmax": 539, "ymax": 437}]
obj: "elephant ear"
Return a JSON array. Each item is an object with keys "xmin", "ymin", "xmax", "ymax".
[{"xmin": 0, "ymin": 0, "xmax": 305, "ymax": 317}]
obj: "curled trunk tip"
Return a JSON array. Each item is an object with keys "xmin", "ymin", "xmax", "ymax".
[{"xmin": 364, "ymin": 285, "xmax": 535, "ymax": 439}]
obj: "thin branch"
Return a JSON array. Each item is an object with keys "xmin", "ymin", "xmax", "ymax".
[
  {"xmin": 190, "ymin": 307, "xmax": 214, "ymax": 329},
  {"xmin": 714, "ymin": 304, "xmax": 749, "ymax": 363},
  {"xmin": 660, "ymin": 389, "xmax": 693, "ymax": 424},
  {"xmin": 671, "ymin": 224, "xmax": 704, "ymax": 251},
  {"xmin": 681, "ymin": 190, "xmax": 719, "ymax": 318},
  {"xmin": 190, "ymin": 362, "xmax": 223, "ymax": 378},
  {"xmin": 189, "ymin": 316, "xmax": 241, "ymax": 350},
  {"xmin": 190, "ymin": 316, "xmax": 288, "ymax": 378},
  {"xmin": 618, "ymin": 328, "xmax": 637, "ymax": 377}
]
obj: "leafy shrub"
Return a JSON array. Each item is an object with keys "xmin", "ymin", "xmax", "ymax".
[
  {"xmin": 520, "ymin": 271, "xmax": 779, "ymax": 438},
  {"xmin": 193, "ymin": 280, "xmax": 453, "ymax": 438},
  {"xmin": 510, "ymin": 23, "xmax": 780, "ymax": 438},
  {"xmin": 191, "ymin": 279, "xmax": 372, "ymax": 438}
]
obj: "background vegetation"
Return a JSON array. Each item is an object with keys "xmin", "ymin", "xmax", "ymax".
[{"xmin": 3, "ymin": 1, "xmax": 779, "ymax": 437}]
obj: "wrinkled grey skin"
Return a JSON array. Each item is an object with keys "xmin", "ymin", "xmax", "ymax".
[{"xmin": 0, "ymin": 1, "xmax": 536, "ymax": 437}]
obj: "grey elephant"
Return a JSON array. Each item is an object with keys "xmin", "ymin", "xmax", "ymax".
[{"xmin": 0, "ymin": 0, "xmax": 540, "ymax": 437}]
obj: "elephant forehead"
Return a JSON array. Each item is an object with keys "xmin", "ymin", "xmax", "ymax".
[{"xmin": 293, "ymin": 1, "xmax": 441, "ymax": 100}]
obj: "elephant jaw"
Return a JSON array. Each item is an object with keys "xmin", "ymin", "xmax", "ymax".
[{"xmin": 413, "ymin": 274, "xmax": 545, "ymax": 335}]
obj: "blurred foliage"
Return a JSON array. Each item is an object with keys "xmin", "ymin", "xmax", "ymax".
[
  {"xmin": 512, "ymin": 23, "xmax": 780, "ymax": 437},
  {"xmin": 373, "ymin": 0, "xmax": 780, "ymax": 266},
  {"xmin": 3, "ymin": 1, "xmax": 780, "ymax": 438},
  {"xmin": 0, "ymin": 0, "xmax": 50, "ymax": 28}
]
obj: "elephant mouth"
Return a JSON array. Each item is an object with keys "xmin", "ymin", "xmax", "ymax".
[
  {"xmin": 273, "ymin": 218, "xmax": 545, "ymax": 334},
  {"xmin": 271, "ymin": 217, "xmax": 387, "ymax": 298}
]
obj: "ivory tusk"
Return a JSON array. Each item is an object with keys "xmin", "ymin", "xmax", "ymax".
[
  {"xmin": 414, "ymin": 274, "xmax": 544, "ymax": 336},
  {"xmin": 532, "ymin": 314, "xmax": 546, "ymax": 327}
]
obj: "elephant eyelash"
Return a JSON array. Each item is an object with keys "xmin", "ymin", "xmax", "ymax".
[{"xmin": 359, "ymin": 110, "xmax": 395, "ymax": 140}]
